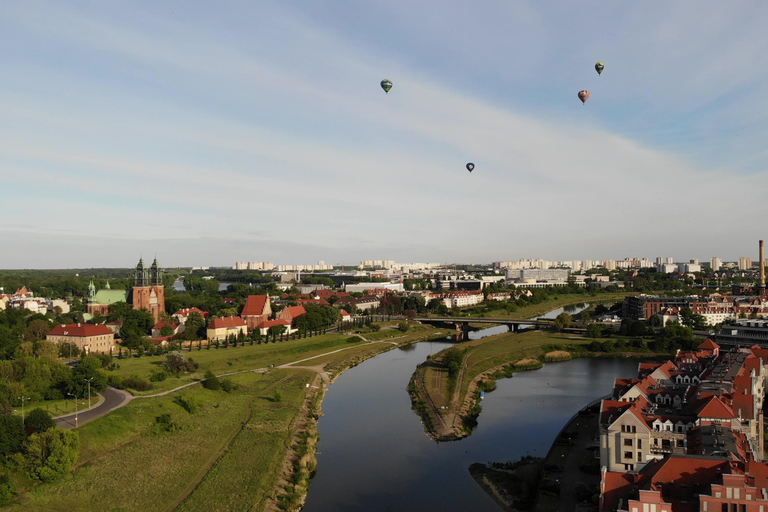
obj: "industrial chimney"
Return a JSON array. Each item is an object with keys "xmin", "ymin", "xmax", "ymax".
[{"xmin": 760, "ymin": 240, "xmax": 766, "ymax": 295}]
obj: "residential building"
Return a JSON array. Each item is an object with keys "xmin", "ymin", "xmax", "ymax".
[
  {"xmin": 172, "ymin": 307, "xmax": 209, "ymax": 324},
  {"xmin": 277, "ymin": 305, "xmax": 306, "ymax": 324},
  {"xmin": 46, "ymin": 323, "xmax": 115, "ymax": 354},
  {"xmin": 711, "ymin": 257, "xmax": 723, "ymax": 271},
  {"xmin": 255, "ymin": 319, "xmax": 294, "ymax": 336},
  {"xmin": 206, "ymin": 316, "xmax": 247, "ymax": 341}
]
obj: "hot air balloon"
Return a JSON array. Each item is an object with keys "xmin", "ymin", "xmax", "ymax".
[
  {"xmin": 595, "ymin": 62, "xmax": 604, "ymax": 75},
  {"xmin": 578, "ymin": 90, "xmax": 590, "ymax": 104},
  {"xmin": 381, "ymin": 79, "xmax": 393, "ymax": 94},
  {"xmin": 466, "ymin": 163, "xmax": 474, "ymax": 173}
]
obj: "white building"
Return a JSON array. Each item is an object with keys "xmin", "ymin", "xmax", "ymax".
[{"xmin": 711, "ymin": 257, "xmax": 722, "ymax": 271}]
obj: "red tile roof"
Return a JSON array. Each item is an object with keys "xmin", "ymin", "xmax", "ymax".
[
  {"xmin": 257, "ymin": 319, "xmax": 290, "ymax": 329},
  {"xmin": 699, "ymin": 339, "xmax": 719, "ymax": 350},
  {"xmin": 296, "ymin": 298, "xmax": 329, "ymax": 306},
  {"xmin": 173, "ymin": 307, "xmax": 209, "ymax": 318},
  {"xmin": 281, "ymin": 305, "xmax": 306, "ymax": 320},
  {"xmin": 152, "ymin": 321, "xmax": 180, "ymax": 331},
  {"xmin": 340, "ymin": 310, "xmax": 350, "ymax": 316},
  {"xmin": 209, "ymin": 317, "xmax": 246, "ymax": 329},
  {"xmin": 48, "ymin": 323, "xmax": 113, "ymax": 337},
  {"xmin": 241, "ymin": 295, "xmax": 270, "ymax": 317},
  {"xmin": 697, "ymin": 396, "xmax": 735, "ymax": 419}
]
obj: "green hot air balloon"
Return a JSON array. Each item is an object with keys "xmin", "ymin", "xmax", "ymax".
[
  {"xmin": 381, "ymin": 79, "xmax": 393, "ymax": 94},
  {"xmin": 595, "ymin": 62, "xmax": 605, "ymax": 75}
]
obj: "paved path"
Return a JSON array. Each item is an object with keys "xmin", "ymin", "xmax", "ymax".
[{"xmin": 55, "ymin": 387, "xmax": 133, "ymax": 430}]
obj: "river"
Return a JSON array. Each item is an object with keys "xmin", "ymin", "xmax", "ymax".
[{"xmin": 303, "ymin": 307, "xmax": 637, "ymax": 512}]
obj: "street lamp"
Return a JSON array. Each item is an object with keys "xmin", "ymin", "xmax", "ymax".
[
  {"xmin": 67, "ymin": 392, "xmax": 78, "ymax": 428},
  {"xmin": 85, "ymin": 377, "xmax": 93, "ymax": 409},
  {"xmin": 17, "ymin": 396, "xmax": 31, "ymax": 422}
]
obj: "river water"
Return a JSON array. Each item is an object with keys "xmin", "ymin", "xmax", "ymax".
[{"xmin": 303, "ymin": 310, "xmax": 637, "ymax": 512}]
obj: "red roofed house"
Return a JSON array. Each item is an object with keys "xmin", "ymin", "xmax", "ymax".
[
  {"xmin": 151, "ymin": 321, "xmax": 182, "ymax": 338},
  {"xmin": 340, "ymin": 309, "xmax": 351, "ymax": 322},
  {"xmin": 240, "ymin": 295, "xmax": 272, "ymax": 330},
  {"xmin": 255, "ymin": 319, "xmax": 294, "ymax": 337},
  {"xmin": 207, "ymin": 317, "xmax": 247, "ymax": 342},
  {"xmin": 277, "ymin": 305, "xmax": 306, "ymax": 325},
  {"xmin": 698, "ymin": 339, "xmax": 720, "ymax": 358},
  {"xmin": 172, "ymin": 307, "xmax": 209, "ymax": 324},
  {"xmin": 47, "ymin": 323, "xmax": 115, "ymax": 354}
]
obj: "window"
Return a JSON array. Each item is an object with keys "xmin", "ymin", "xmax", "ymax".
[
  {"xmin": 624, "ymin": 439, "xmax": 633, "ymax": 446},
  {"xmin": 637, "ymin": 452, "xmax": 642, "ymax": 461},
  {"xmin": 731, "ymin": 504, "xmax": 737, "ymax": 512},
  {"xmin": 637, "ymin": 439, "xmax": 642, "ymax": 448},
  {"xmin": 624, "ymin": 451, "xmax": 633, "ymax": 459},
  {"xmin": 741, "ymin": 505, "xmax": 746, "ymax": 512},
  {"xmin": 677, "ymin": 439, "xmax": 684, "ymax": 447},
  {"xmin": 721, "ymin": 504, "xmax": 728, "ymax": 512},
  {"xmin": 632, "ymin": 425, "xmax": 637, "ymax": 433}
]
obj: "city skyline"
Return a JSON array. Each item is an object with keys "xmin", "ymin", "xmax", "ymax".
[{"xmin": 2, "ymin": 1, "xmax": 768, "ymax": 268}]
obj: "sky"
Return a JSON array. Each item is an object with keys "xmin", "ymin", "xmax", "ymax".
[{"xmin": 1, "ymin": 1, "xmax": 768, "ymax": 268}]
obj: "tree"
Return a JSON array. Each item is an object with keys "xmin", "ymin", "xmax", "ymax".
[
  {"xmin": 159, "ymin": 324, "xmax": 174, "ymax": 337},
  {"xmin": 24, "ymin": 408, "xmax": 56, "ymax": 434},
  {"xmin": 183, "ymin": 312, "xmax": 206, "ymax": 341},
  {"xmin": 24, "ymin": 319, "xmax": 52, "ymax": 342},
  {"xmin": 442, "ymin": 347, "xmax": 464, "ymax": 377},
  {"xmin": 67, "ymin": 356, "xmax": 108, "ymax": 397},
  {"xmin": 202, "ymin": 370, "xmax": 221, "ymax": 390},
  {"xmin": 0, "ymin": 414, "xmax": 25, "ymax": 457},
  {"xmin": 16, "ymin": 429, "xmax": 79, "ymax": 482},
  {"xmin": 34, "ymin": 340, "xmax": 59, "ymax": 361},
  {"xmin": 586, "ymin": 324, "xmax": 602, "ymax": 339},
  {"xmin": 554, "ymin": 312, "xmax": 572, "ymax": 332},
  {"xmin": 58, "ymin": 341, "xmax": 81, "ymax": 359}
]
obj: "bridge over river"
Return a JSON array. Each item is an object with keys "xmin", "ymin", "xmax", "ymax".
[{"xmin": 414, "ymin": 316, "xmax": 554, "ymax": 333}]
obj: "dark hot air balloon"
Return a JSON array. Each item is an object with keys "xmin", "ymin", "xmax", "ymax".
[
  {"xmin": 380, "ymin": 79, "xmax": 393, "ymax": 94},
  {"xmin": 466, "ymin": 163, "xmax": 474, "ymax": 173},
  {"xmin": 595, "ymin": 62, "xmax": 604, "ymax": 75},
  {"xmin": 578, "ymin": 90, "xmax": 590, "ymax": 104}
]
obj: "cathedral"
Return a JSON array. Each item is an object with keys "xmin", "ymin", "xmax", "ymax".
[{"xmin": 86, "ymin": 257, "xmax": 166, "ymax": 323}]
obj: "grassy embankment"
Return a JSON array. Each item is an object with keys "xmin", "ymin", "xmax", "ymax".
[
  {"xmin": 469, "ymin": 291, "xmax": 631, "ymax": 319},
  {"xmin": 6, "ymin": 325, "xmax": 453, "ymax": 512},
  {"xmin": 410, "ymin": 293, "xmax": 634, "ymax": 439}
]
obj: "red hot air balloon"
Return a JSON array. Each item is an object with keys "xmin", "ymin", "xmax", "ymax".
[{"xmin": 578, "ymin": 90, "xmax": 590, "ymax": 104}]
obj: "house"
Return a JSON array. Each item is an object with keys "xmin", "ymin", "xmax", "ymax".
[
  {"xmin": 240, "ymin": 295, "xmax": 272, "ymax": 330},
  {"xmin": 46, "ymin": 323, "xmax": 115, "ymax": 354},
  {"xmin": 206, "ymin": 316, "xmax": 247, "ymax": 342},
  {"xmin": 277, "ymin": 305, "xmax": 306, "ymax": 324},
  {"xmin": 340, "ymin": 310, "xmax": 351, "ymax": 322},
  {"xmin": 172, "ymin": 307, "xmax": 209, "ymax": 324},
  {"xmin": 151, "ymin": 321, "xmax": 182, "ymax": 338},
  {"xmin": 255, "ymin": 319, "xmax": 294, "ymax": 336}
]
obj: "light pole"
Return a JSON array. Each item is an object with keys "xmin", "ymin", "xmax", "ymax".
[
  {"xmin": 67, "ymin": 392, "xmax": 78, "ymax": 428},
  {"xmin": 17, "ymin": 396, "xmax": 31, "ymax": 422},
  {"xmin": 85, "ymin": 377, "xmax": 93, "ymax": 409}
]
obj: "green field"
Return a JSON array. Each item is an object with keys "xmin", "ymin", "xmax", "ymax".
[
  {"xmin": 110, "ymin": 333, "xmax": 357, "ymax": 394},
  {"xmin": 475, "ymin": 292, "xmax": 630, "ymax": 320},
  {"xmin": 7, "ymin": 369, "xmax": 312, "ymax": 512}
]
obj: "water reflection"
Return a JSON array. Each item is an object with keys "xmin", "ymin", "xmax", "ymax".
[{"xmin": 303, "ymin": 336, "xmax": 639, "ymax": 512}]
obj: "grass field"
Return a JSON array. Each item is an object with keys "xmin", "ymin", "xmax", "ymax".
[
  {"xmin": 474, "ymin": 292, "xmax": 630, "ymax": 320},
  {"xmin": 7, "ymin": 369, "xmax": 313, "ymax": 512},
  {"xmin": 110, "ymin": 333, "xmax": 357, "ymax": 395}
]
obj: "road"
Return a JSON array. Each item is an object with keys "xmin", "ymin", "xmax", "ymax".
[{"xmin": 55, "ymin": 387, "xmax": 133, "ymax": 430}]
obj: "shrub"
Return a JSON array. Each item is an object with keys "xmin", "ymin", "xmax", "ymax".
[
  {"xmin": 270, "ymin": 391, "xmax": 282, "ymax": 403},
  {"xmin": 220, "ymin": 378, "xmax": 235, "ymax": 392},
  {"xmin": 347, "ymin": 336, "xmax": 363, "ymax": 343},
  {"xmin": 0, "ymin": 415, "xmax": 25, "ymax": 457},
  {"xmin": 154, "ymin": 413, "xmax": 181, "ymax": 433},
  {"xmin": 122, "ymin": 376, "xmax": 152, "ymax": 391},
  {"xmin": 202, "ymin": 370, "xmax": 221, "ymax": 391},
  {"xmin": 0, "ymin": 474, "xmax": 15, "ymax": 506},
  {"xmin": 173, "ymin": 395, "xmax": 199, "ymax": 414},
  {"xmin": 397, "ymin": 321, "xmax": 410, "ymax": 332},
  {"xmin": 107, "ymin": 375, "xmax": 124, "ymax": 389},
  {"xmin": 15, "ymin": 429, "xmax": 79, "ymax": 483},
  {"xmin": 150, "ymin": 371, "xmax": 168, "ymax": 382}
]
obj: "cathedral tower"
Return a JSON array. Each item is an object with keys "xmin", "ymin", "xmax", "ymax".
[{"xmin": 132, "ymin": 256, "xmax": 165, "ymax": 323}]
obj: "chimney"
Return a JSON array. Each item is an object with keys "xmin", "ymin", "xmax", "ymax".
[{"xmin": 761, "ymin": 240, "xmax": 766, "ymax": 295}]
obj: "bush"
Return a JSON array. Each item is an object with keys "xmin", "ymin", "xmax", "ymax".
[
  {"xmin": 122, "ymin": 376, "xmax": 152, "ymax": 391},
  {"xmin": 154, "ymin": 413, "xmax": 181, "ymax": 433},
  {"xmin": 0, "ymin": 474, "xmax": 15, "ymax": 506},
  {"xmin": 347, "ymin": 336, "xmax": 363, "ymax": 343},
  {"xmin": 150, "ymin": 371, "xmax": 168, "ymax": 382},
  {"xmin": 397, "ymin": 321, "xmax": 410, "ymax": 332},
  {"xmin": 173, "ymin": 395, "xmax": 199, "ymax": 414},
  {"xmin": 162, "ymin": 354, "xmax": 197, "ymax": 375},
  {"xmin": 0, "ymin": 415, "xmax": 25, "ymax": 457},
  {"xmin": 15, "ymin": 429, "xmax": 79, "ymax": 483},
  {"xmin": 202, "ymin": 370, "xmax": 221, "ymax": 391},
  {"xmin": 107, "ymin": 375, "xmax": 124, "ymax": 389},
  {"xmin": 270, "ymin": 391, "xmax": 282, "ymax": 403},
  {"xmin": 220, "ymin": 378, "xmax": 235, "ymax": 392}
]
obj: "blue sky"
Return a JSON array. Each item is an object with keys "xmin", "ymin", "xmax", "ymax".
[{"xmin": 1, "ymin": 1, "xmax": 767, "ymax": 268}]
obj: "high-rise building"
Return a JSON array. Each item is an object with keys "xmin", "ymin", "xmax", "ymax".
[
  {"xmin": 710, "ymin": 257, "xmax": 722, "ymax": 271},
  {"xmin": 739, "ymin": 257, "xmax": 753, "ymax": 271}
]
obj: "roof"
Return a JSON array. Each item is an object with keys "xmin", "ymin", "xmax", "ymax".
[
  {"xmin": 257, "ymin": 319, "xmax": 290, "ymax": 329},
  {"xmin": 48, "ymin": 323, "xmax": 113, "ymax": 337},
  {"xmin": 173, "ymin": 307, "xmax": 209, "ymax": 318},
  {"xmin": 208, "ymin": 317, "xmax": 246, "ymax": 329},
  {"xmin": 340, "ymin": 310, "xmax": 350, "ymax": 316},
  {"xmin": 699, "ymin": 339, "xmax": 720, "ymax": 350},
  {"xmin": 697, "ymin": 396, "xmax": 735, "ymax": 419},
  {"xmin": 241, "ymin": 295, "xmax": 270, "ymax": 317},
  {"xmin": 281, "ymin": 306, "xmax": 306, "ymax": 319},
  {"xmin": 152, "ymin": 321, "xmax": 180, "ymax": 330},
  {"xmin": 91, "ymin": 289, "xmax": 129, "ymax": 305}
]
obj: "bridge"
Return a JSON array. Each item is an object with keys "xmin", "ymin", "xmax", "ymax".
[{"xmin": 414, "ymin": 316, "xmax": 553, "ymax": 333}]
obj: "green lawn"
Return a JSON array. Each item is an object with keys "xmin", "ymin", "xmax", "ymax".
[
  {"xmin": 7, "ymin": 369, "xmax": 313, "ymax": 512},
  {"xmin": 110, "ymin": 333, "xmax": 357, "ymax": 395},
  {"xmin": 476, "ymin": 292, "xmax": 631, "ymax": 320}
]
